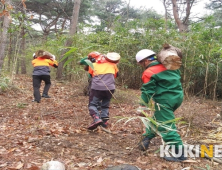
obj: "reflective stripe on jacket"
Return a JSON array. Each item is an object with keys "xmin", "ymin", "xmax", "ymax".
[
  {"xmin": 88, "ymin": 62, "xmax": 119, "ymax": 90},
  {"xmin": 88, "ymin": 62, "xmax": 118, "ymax": 78},
  {"xmin": 32, "ymin": 57, "xmax": 58, "ymax": 75}
]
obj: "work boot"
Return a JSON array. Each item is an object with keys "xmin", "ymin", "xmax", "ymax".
[
  {"xmin": 88, "ymin": 115, "xmax": 102, "ymax": 130},
  {"xmin": 42, "ymin": 94, "xmax": 51, "ymax": 98},
  {"xmin": 164, "ymin": 146, "xmax": 187, "ymax": 162},
  {"xmin": 32, "ymin": 99, "xmax": 40, "ymax": 103},
  {"xmin": 138, "ymin": 136, "xmax": 151, "ymax": 151},
  {"xmin": 101, "ymin": 117, "xmax": 109, "ymax": 128}
]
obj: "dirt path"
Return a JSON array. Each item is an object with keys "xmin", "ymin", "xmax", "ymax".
[{"xmin": 0, "ymin": 75, "xmax": 221, "ymax": 170}]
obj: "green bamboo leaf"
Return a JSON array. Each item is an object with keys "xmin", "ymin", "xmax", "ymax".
[
  {"xmin": 123, "ymin": 117, "xmax": 138, "ymax": 124},
  {"xmin": 84, "ymin": 59, "xmax": 94, "ymax": 70},
  {"xmin": 64, "ymin": 47, "xmax": 78, "ymax": 57},
  {"xmin": 178, "ymin": 121, "xmax": 188, "ymax": 124},
  {"xmin": 159, "ymin": 117, "xmax": 182, "ymax": 125},
  {"xmin": 139, "ymin": 117, "xmax": 177, "ymax": 133},
  {"xmin": 114, "ymin": 117, "xmax": 129, "ymax": 125},
  {"xmin": 139, "ymin": 117, "xmax": 162, "ymax": 136},
  {"xmin": 63, "ymin": 58, "xmax": 75, "ymax": 68},
  {"xmin": 60, "ymin": 47, "xmax": 78, "ymax": 62},
  {"xmin": 154, "ymin": 148, "xmax": 160, "ymax": 154}
]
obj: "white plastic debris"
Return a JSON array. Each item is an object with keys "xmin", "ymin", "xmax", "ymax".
[{"xmin": 41, "ymin": 161, "xmax": 65, "ymax": 170}]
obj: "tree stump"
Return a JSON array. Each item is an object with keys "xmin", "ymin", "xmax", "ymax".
[
  {"xmin": 157, "ymin": 44, "xmax": 182, "ymax": 70},
  {"xmin": 35, "ymin": 50, "xmax": 54, "ymax": 59}
]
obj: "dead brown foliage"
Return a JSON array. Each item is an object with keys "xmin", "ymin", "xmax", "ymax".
[{"xmin": 0, "ymin": 75, "xmax": 222, "ymax": 170}]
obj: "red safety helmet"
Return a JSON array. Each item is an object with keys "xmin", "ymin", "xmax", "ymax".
[{"xmin": 88, "ymin": 51, "xmax": 101, "ymax": 59}]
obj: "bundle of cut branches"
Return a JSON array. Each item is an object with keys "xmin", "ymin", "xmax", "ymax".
[
  {"xmin": 157, "ymin": 44, "xmax": 182, "ymax": 70},
  {"xmin": 35, "ymin": 50, "xmax": 53, "ymax": 59}
]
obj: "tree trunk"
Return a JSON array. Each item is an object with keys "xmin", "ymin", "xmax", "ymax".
[
  {"xmin": 56, "ymin": 0, "xmax": 81, "ymax": 80},
  {"xmin": 21, "ymin": 26, "xmax": 26, "ymax": 74},
  {"xmin": 0, "ymin": 1, "xmax": 11, "ymax": 73},
  {"xmin": 16, "ymin": 59, "xmax": 20, "ymax": 74},
  {"xmin": 163, "ymin": 0, "xmax": 168, "ymax": 30},
  {"xmin": 43, "ymin": 32, "xmax": 49, "ymax": 42},
  {"xmin": 171, "ymin": 0, "xmax": 188, "ymax": 32},
  {"xmin": 7, "ymin": 32, "xmax": 12, "ymax": 72}
]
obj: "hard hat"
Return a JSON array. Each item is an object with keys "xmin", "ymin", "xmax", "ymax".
[
  {"xmin": 135, "ymin": 49, "xmax": 156, "ymax": 62},
  {"xmin": 88, "ymin": 51, "xmax": 101, "ymax": 59},
  {"xmin": 52, "ymin": 55, "xmax": 56, "ymax": 60},
  {"xmin": 33, "ymin": 53, "xmax": 36, "ymax": 59},
  {"xmin": 105, "ymin": 52, "xmax": 121, "ymax": 63}
]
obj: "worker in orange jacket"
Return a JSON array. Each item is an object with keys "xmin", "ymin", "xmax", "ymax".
[
  {"xmin": 87, "ymin": 52, "xmax": 120, "ymax": 130},
  {"xmin": 78, "ymin": 51, "xmax": 102, "ymax": 96},
  {"xmin": 32, "ymin": 53, "xmax": 58, "ymax": 103}
]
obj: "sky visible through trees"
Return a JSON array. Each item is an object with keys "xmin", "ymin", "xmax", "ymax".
[{"xmin": 129, "ymin": 0, "xmax": 211, "ymax": 17}]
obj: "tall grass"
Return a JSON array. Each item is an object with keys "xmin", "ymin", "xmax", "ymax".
[{"xmin": 0, "ymin": 76, "xmax": 10, "ymax": 93}]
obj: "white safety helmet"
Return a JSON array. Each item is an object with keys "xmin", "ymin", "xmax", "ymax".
[
  {"xmin": 33, "ymin": 53, "xmax": 36, "ymax": 59},
  {"xmin": 106, "ymin": 52, "xmax": 121, "ymax": 63},
  {"xmin": 52, "ymin": 55, "xmax": 56, "ymax": 60},
  {"xmin": 135, "ymin": 49, "xmax": 156, "ymax": 62}
]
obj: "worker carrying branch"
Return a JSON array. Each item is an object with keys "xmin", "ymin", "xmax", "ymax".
[
  {"xmin": 87, "ymin": 52, "xmax": 120, "ymax": 130},
  {"xmin": 32, "ymin": 50, "xmax": 58, "ymax": 103},
  {"xmin": 78, "ymin": 51, "xmax": 103, "ymax": 96},
  {"xmin": 136, "ymin": 48, "xmax": 187, "ymax": 162}
]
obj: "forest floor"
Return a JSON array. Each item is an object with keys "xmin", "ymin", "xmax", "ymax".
[{"xmin": 1, "ymin": 75, "xmax": 222, "ymax": 170}]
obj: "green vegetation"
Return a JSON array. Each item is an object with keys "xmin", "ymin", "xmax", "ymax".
[
  {"xmin": 0, "ymin": 76, "xmax": 10, "ymax": 92},
  {"xmin": 0, "ymin": 0, "xmax": 222, "ymax": 100}
]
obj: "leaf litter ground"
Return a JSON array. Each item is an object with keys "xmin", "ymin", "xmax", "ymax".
[{"xmin": 0, "ymin": 75, "xmax": 222, "ymax": 170}]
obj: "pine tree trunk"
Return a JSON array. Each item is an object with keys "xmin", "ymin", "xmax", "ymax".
[
  {"xmin": 21, "ymin": 26, "xmax": 26, "ymax": 74},
  {"xmin": 0, "ymin": 1, "xmax": 11, "ymax": 73},
  {"xmin": 16, "ymin": 59, "xmax": 20, "ymax": 74},
  {"xmin": 7, "ymin": 32, "xmax": 12, "ymax": 72},
  {"xmin": 56, "ymin": 0, "xmax": 81, "ymax": 80},
  {"xmin": 171, "ymin": 0, "xmax": 189, "ymax": 32}
]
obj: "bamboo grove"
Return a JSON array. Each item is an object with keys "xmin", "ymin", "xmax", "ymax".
[{"xmin": 1, "ymin": 1, "xmax": 222, "ymax": 100}]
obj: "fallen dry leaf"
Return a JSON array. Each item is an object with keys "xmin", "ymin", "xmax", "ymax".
[
  {"xmin": 0, "ymin": 75, "xmax": 221, "ymax": 170},
  {"xmin": 16, "ymin": 162, "xmax": 24, "ymax": 169},
  {"xmin": 136, "ymin": 157, "xmax": 147, "ymax": 165},
  {"xmin": 97, "ymin": 157, "xmax": 103, "ymax": 163},
  {"xmin": 0, "ymin": 163, "xmax": 8, "ymax": 167}
]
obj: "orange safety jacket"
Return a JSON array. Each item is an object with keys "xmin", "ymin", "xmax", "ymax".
[
  {"xmin": 88, "ymin": 62, "xmax": 119, "ymax": 91},
  {"xmin": 32, "ymin": 57, "xmax": 58, "ymax": 76},
  {"xmin": 88, "ymin": 62, "xmax": 118, "ymax": 78}
]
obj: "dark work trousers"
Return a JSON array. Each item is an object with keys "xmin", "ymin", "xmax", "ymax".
[
  {"xmin": 88, "ymin": 77, "xmax": 92, "ymax": 96},
  {"xmin": 33, "ymin": 75, "xmax": 51, "ymax": 102},
  {"xmin": 88, "ymin": 89, "xmax": 114, "ymax": 119}
]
